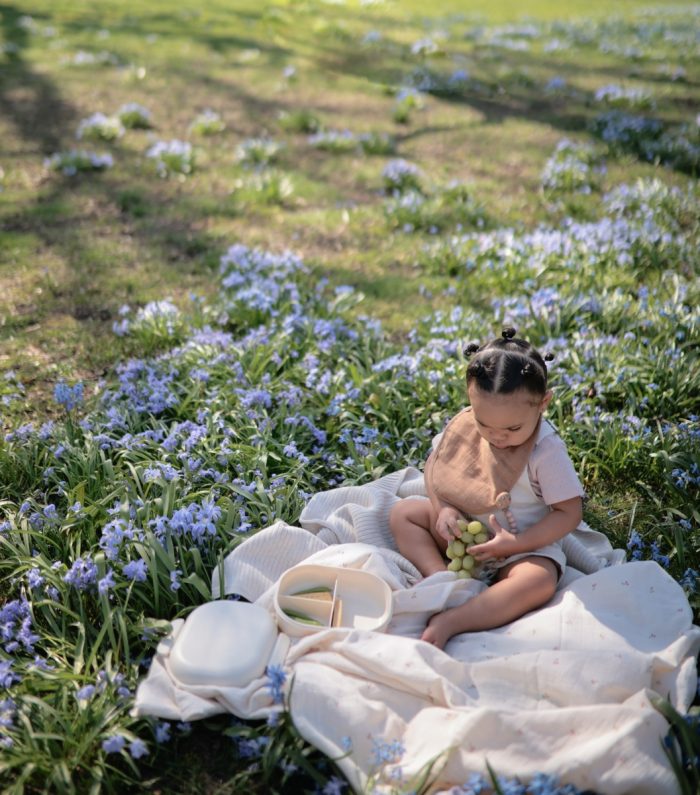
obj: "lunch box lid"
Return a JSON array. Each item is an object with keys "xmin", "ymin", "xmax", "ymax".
[{"xmin": 167, "ymin": 600, "xmax": 277, "ymax": 687}]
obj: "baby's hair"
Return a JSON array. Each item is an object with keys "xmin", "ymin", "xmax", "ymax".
[{"xmin": 463, "ymin": 327, "xmax": 554, "ymax": 397}]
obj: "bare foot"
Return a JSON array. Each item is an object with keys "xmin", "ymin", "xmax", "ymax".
[{"xmin": 420, "ymin": 613, "xmax": 453, "ymax": 650}]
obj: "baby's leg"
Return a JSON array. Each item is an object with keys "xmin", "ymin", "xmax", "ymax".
[
  {"xmin": 421, "ymin": 556, "xmax": 558, "ymax": 649},
  {"xmin": 389, "ymin": 498, "xmax": 447, "ymax": 577}
]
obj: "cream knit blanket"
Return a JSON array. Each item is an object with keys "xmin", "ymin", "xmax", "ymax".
[{"xmin": 134, "ymin": 467, "xmax": 700, "ymax": 795}]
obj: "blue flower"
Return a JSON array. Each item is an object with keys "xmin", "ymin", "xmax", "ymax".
[
  {"xmin": 169, "ymin": 569, "xmax": 182, "ymax": 592},
  {"xmin": 527, "ymin": 773, "xmax": 564, "ymax": 794},
  {"xmin": 626, "ymin": 530, "xmax": 645, "ymax": 561},
  {"xmin": 369, "ymin": 736, "xmax": 404, "ymax": 766},
  {"xmin": 102, "ymin": 735, "xmax": 127, "ymax": 754},
  {"xmin": 462, "ymin": 772, "xmax": 490, "ymax": 794},
  {"xmin": 0, "ymin": 698, "xmax": 16, "ymax": 730},
  {"xmin": 63, "ymin": 556, "xmax": 98, "ymax": 591},
  {"xmin": 235, "ymin": 735, "xmax": 269, "ymax": 758},
  {"xmin": 53, "ymin": 380, "xmax": 84, "ymax": 411},
  {"xmin": 155, "ymin": 721, "xmax": 171, "ymax": 743},
  {"xmin": 98, "ymin": 569, "xmax": 116, "ymax": 595},
  {"xmin": 0, "ymin": 660, "xmax": 20, "ymax": 688},
  {"xmin": 649, "ymin": 541, "xmax": 670, "ymax": 569},
  {"xmin": 680, "ymin": 568, "xmax": 699, "ymax": 594},
  {"xmin": 26, "ymin": 568, "xmax": 44, "ymax": 590},
  {"xmin": 265, "ymin": 664, "xmax": 287, "ymax": 705},
  {"xmin": 76, "ymin": 684, "xmax": 96, "ymax": 701},
  {"xmin": 322, "ymin": 776, "xmax": 347, "ymax": 795},
  {"xmin": 495, "ymin": 777, "xmax": 526, "ymax": 795},
  {"xmin": 129, "ymin": 738, "xmax": 149, "ymax": 759},
  {"xmin": 122, "ymin": 559, "xmax": 148, "ymax": 582}
]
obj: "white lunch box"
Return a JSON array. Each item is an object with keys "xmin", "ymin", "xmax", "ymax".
[{"xmin": 159, "ymin": 564, "xmax": 393, "ymax": 688}]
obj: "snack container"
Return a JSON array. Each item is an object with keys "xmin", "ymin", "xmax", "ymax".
[
  {"xmin": 275, "ymin": 564, "xmax": 393, "ymax": 637},
  {"xmin": 158, "ymin": 565, "xmax": 393, "ymax": 690},
  {"xmin": 166, "ymin": 600, "xmax": 278, "ymax": 687}
]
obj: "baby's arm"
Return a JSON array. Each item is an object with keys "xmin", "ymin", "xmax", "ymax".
[
  {"xmin": 468, "ymin": 496, "xmax": 582, "ymax": 561},
  {"xmin": 424, "ymin": 451, "xmax": 464, "ymax": 541}
]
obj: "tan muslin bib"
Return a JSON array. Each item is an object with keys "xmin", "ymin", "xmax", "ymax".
[{"xmin": 425, "ymin": 407, "xmax": 539, "ymax": 516}]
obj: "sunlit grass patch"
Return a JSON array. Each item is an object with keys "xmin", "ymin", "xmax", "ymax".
[
  {"xmin": 234, "ymin": 137, "xmax": 285, "ymax": 168},
  {"xmin": 230, "ymin": 170, "xmax": 295, "ymax": 208},
  {"xmin": 277, "ymin": 108, "xmax": 322, "ymax": 134}
]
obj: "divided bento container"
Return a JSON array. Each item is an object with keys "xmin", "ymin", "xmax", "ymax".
[{"xmin": 275, "ymin": 563, "xmax": 392, "ymax": 637}]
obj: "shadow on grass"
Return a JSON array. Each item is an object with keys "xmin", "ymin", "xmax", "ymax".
[
  {"xmin": 0, "ymin": 5, "xmax": 79, "ymax": 152},
  {"xmin": 301, "ymin": 11, "xmax": 698, "ymax": 175},
  {"xmin": 0, "ymin": 5, "xmax": 239, "ymax": 335}
]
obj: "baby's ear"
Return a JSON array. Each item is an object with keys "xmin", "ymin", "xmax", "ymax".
[{"xmin": 541, "ymin": 390, "xmax": 554, "ymax": 411}]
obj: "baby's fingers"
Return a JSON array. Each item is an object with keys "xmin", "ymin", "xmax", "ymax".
[
  {"xmin": 466, "ymin": 542, "xmax": 491, "ymax": 560},
  {"xmin": 437, "ymin": 521, "xmax": 456, "ymax": 542}
]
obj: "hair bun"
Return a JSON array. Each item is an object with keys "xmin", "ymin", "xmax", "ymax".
[
  {"xmin": 463, "ymin": 341, "xmax": 481, "ymax": 357},
  {"xmin": 502, "ymin": 327, "xmax": 517, "ymax": 340},
  {"xmin": 544, "ymin": 352, "xmax": 555, "ymax": 362}
]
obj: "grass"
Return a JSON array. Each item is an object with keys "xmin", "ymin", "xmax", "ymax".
[
  {"xmin": 0, "ymin": 0, "xmax": 699, "ymax": 792},
  {"xmin": 2, "ymin": 0, "xmax": 697, "ymax": 409}
]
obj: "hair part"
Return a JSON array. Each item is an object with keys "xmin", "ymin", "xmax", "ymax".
[{"xmin": 464, "ymin": 327, "xmax": 553, "ymax": 397}]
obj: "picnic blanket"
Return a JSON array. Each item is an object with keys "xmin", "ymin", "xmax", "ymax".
[{"xmin": 134, "ymin": 467, "xmax": 700, "ymax": 794}]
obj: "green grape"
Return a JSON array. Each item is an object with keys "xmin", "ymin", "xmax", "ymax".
[{"xmin": 450, "ymin": 539, "xmax": 466, "ymax": 557}]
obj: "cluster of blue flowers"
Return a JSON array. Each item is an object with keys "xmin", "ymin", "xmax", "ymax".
[
  {"xmin": 382, "ymin": 158, "xmax": 423, "ymax": 194},
  {"xmin": 540, "ymin": 139, "xmax": 606, "ymax": 196},
  {"xmin": 444, "ymin": 771, "xmax": 590, "ymax": 795}
]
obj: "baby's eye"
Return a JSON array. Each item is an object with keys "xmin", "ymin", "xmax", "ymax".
[{"xmin": 508, "ymin": 426, "xmax": 522, "ymax": 432}]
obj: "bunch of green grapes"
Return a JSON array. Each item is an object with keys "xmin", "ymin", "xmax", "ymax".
[{"xmin": 446, "ymin": 519, "xmax": 489, "ymax": 579}]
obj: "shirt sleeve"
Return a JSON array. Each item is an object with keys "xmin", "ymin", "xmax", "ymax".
[{"xmin": 529, "ymin": 432, "xmax": 585, "ymax": 505}]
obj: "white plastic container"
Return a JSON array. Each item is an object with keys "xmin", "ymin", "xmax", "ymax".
[
  {"xmin": 159, "ymin": 565, "xmax": 392, "ymax": 689},
  {"xmin": 275, "ymin": 564, "xmax": 393, "ymax": 637},
  {"xmin": 167, "ymin": 600, "xmax": 277, "ymax": 687}
]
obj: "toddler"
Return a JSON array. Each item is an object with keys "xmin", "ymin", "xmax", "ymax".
[{"xmin": 389, "ymin": 328, "xmax": 585, "ymax": 649}]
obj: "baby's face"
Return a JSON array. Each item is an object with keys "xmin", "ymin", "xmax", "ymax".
[{"xmin": 468, "ymin": 385, "xmax": 551, "ymax": 449}]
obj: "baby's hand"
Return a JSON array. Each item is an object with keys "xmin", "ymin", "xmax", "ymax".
[
  {"xmin": 435, "ymin": 507, "xmax": 464, "ymax": 542},
  {"xmin": 467, "ymin": 514, "xmax": 519, "ymax": 561}
]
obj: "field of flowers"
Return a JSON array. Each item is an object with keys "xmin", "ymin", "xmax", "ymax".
[{"xmin": 1, "ymin": 0, "xmax": 699, "ymax": 793}]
